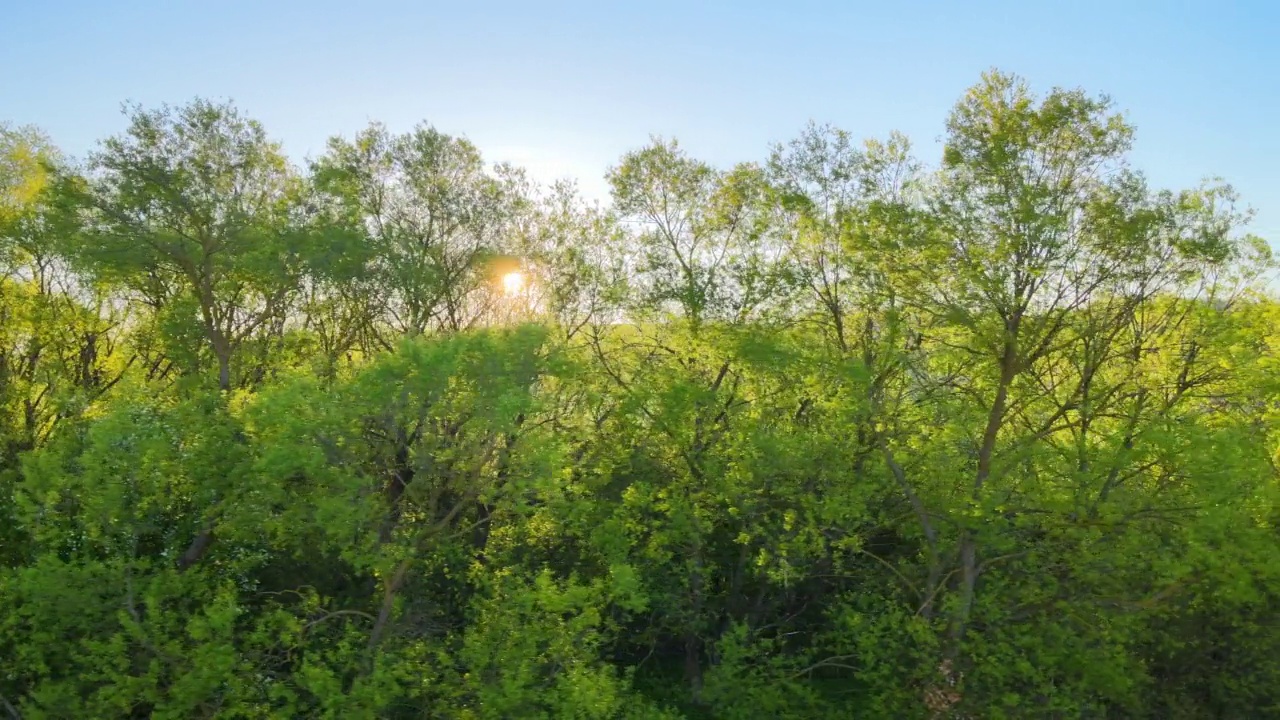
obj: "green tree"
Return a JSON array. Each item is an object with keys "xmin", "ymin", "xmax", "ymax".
[
  {"xmin": 62, "ymin": 99, "xmax": 307, "ymax": 391},
  {"xmin": 312, "ymin": 122, "xmax": 527, "ymax": 341},
  {"xmin": 609, "ymin": 138, "xmax": 784, "ymax": 326}
]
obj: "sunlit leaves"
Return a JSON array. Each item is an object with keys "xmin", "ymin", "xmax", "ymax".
[{"xmin": 1, "ymin": 72, "xmax": 1278, "ymax": 718}]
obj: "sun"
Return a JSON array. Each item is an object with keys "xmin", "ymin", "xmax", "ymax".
[{"xmin": 501, "ymin": 271, "xmax": 525, "ymax": 297}]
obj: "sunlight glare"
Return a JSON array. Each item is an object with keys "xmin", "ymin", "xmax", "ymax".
[{"xmin": 501, "ymin": 271, "xmax": 525, "ymax": 296}]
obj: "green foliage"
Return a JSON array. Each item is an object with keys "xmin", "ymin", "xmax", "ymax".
[{"xmin": 2, "ymin": 73, "xmax": 1278, "ymax": 718}]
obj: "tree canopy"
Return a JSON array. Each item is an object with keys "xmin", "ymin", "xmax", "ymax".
[{"xmin": 1, "ymin": 71, "xmax": 1278, "ymax": 719}]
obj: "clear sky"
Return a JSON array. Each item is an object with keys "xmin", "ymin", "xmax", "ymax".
[{"xmin": 2, "ymin": 0, "xmax": 1276, "ymax": 242}]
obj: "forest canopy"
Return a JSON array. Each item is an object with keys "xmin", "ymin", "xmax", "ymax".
[{"xmin": 1, "ymin": 70, "xmax": 1278, "ymax": 719}]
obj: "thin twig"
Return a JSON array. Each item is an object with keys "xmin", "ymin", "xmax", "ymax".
[
  {"xmin": 857, "ymin": 549, "xmax": 922, "ymax": 600},
  {"xmin": 306, "ymin": 609, "xmax": 377, "ymax": 631},
  {"xmin": 788, "ymin": 654, "xmax": 859, "ymax": 680}
]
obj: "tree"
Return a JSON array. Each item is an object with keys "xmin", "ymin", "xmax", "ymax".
[
  {"xmin": 0, "ymin": 125, "xmax": 132, "ymax": 569},
  {"xmin": 890, "ymin": 70, "xmax": 1272, "ymax": 712},
  {"xmin": 312, "ymin": 122, "xmax": 527, "ymax": 341},
  {"xmin": 63, "ymin": 99, "xmax": 306, "ymax": 391},
  {"xmin": 609, "ymin": 138, "xmax": 785, "ymax": 327}
]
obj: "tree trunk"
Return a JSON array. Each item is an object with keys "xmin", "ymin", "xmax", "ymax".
[
  {"xmin": 195, "ymin": 284, "xmax": 233, "ymax": 392},
  {"xmin": 379, "ymin": 440, "xmax": 413, "ymax": 544},
  {"xmin": 881, "ymin": 440, "xmax": 943, "ymax": 618},
  {"xmin": 216, "ymin": 351, "xmax": 231, "ymax": 392},
  {"xmin": 176, "ymin": 526, "xmax": 215, "ymax": 572},
  {"xmin": 368, "ymin": 558, "xmax": 411, "ymax": 653},
  {"xmin": 684, "ymin": 633, "xmax": 704, "ymax": 704},
  {"xmin": 685, "ymin": 542, "xmax": 706, "ymax": 705},
  {"xmin": 949, "ymin": 334, "xmax": 1017, "ymax": 650}
]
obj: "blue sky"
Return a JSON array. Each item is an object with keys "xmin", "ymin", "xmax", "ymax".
[{"xmin": 2, "ymin": 0, "xmax": 1276, "ymax": 241}]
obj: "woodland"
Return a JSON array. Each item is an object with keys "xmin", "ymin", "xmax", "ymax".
[{"xmin": 1, "ymin": 71, "xmax": 1278, "ymax": 718}]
